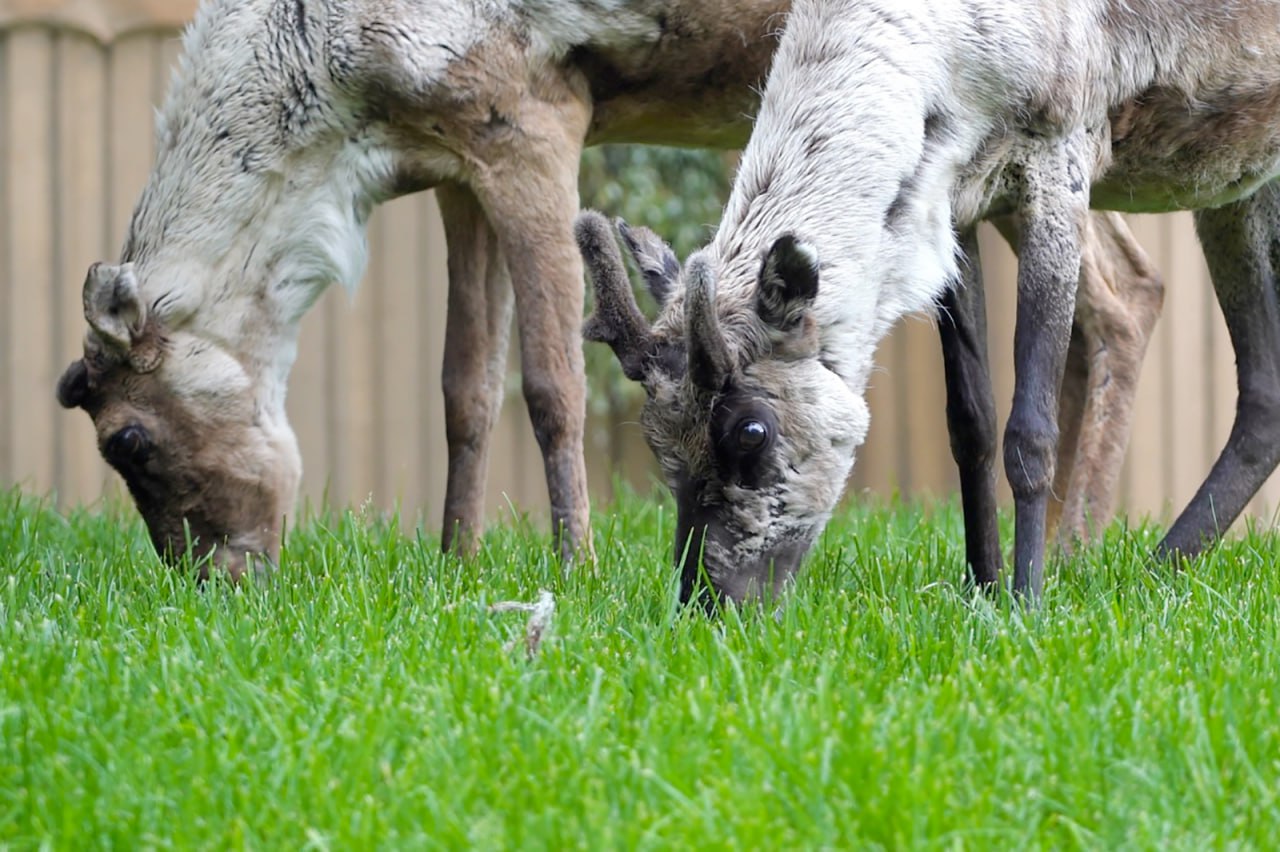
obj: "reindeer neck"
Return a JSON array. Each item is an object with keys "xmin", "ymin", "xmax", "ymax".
[
  {"xmin": 710, "ymin": 0, "xmax": 988, "ymax": 395},
  {"xmin": 116, "ymin": 0, "xmax": 409, "ymax": 418},
  {"xmin": 125, "ymin": 147, "xmax": 377, "ymax": 406}
]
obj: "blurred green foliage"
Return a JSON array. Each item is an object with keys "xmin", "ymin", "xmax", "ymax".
[
  {"xmin": 579, "ymin": 144, "xmax": 734, "ymax": 260},
  {"xmin": 577, "ymin": 144, "xmax": 733, "ymax": 441}
]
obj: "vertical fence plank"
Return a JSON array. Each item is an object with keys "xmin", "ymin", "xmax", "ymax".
[
  {"xmin": 897, "ymin": 316, "xmax": 954, "ymax": 498},
  {"xmin": 856, "ymin": 338, "xmax": 901, "ymax": 497},
  {"xmin": 327, "ymin": 238, "xmax": 378, "ymax": 511},
  {"xmin": 363, "ymin": 204, "xmax": 391, "ymax": 506},
  {"xmin": 105, "ymin": 35, "xmax": 155, "ymax": 256},
  {"xmin": 485, "ymin": 366, "xmax": 522, "ymax": 526},
  {"xmin": 54, "ymin": 31, "xmax": 110, "ymax": 505},
  {"xmin": 4, "ymin": 29, "xmax": 58, "ymax": 493},
  {"xmin": 1136, "ymin": 213, "xmax": 1174, "ymax": 517},
  {"xmin": 289, "ymin": 296, "xmax": 332, "ymax": 514},
  {"xmin": 1161, "ymin": 214, "xmax": 1212, "ymax": 517},
  {"xmin": 414, "ymin": 193, "xmax": 451, "ymax": 529},
  {"xmin": 319, "ymin": 292, "xmax": 350, "ymax": 505},
  {"xmin": 0, "ymin": 32, "xmax": 11, "ymax": 487},
  {"xmin": 370, "ymin": 194, "xmax": 426, "ymax": 520},
  {"xmin": 284, "ymin": 99, "xmax": 331, "ymax": 517},
  {"xmin": 1117, "ymin": 215, "xmax": 1170, "ymax": 520},
  {"xmin": 1154, "ymin": 216, "xmax": 1177, "ymax": 511}
]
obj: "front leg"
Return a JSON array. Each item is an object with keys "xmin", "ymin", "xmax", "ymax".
[
  {"xmin": 472, "ymin": 97, "xmax": 594, "ymax": 565},
  {"xmin": 937, "ymin": 229, "xmax": 1003, "ymax": 590},
  {"xmin": 1004, "ymin": 143, "xmax": 1088, "ymax": 599},
  {"xmin": 438, "ymin": 183, "xmax": 516, "ymax": 555}
]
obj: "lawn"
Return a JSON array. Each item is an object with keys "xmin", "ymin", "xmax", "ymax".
[{"xmin": 2, "ymin": 486, "xmax": 1279, "ymax": 849}]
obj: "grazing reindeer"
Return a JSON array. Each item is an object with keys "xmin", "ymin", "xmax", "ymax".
[
  {"xmin": 55, "ymin": 0, "xmax": 1157, "ymax": 580},
  {"xmin": 580, "ymin": 0, "xmax": 1280, "ymax": 604}
]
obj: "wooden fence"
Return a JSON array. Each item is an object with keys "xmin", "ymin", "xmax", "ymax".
[{"xmin": 2, "ymin": 4, "xmax": 1279, "ymax": 539}]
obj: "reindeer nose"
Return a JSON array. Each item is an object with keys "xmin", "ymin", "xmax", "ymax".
[
  {"xmin": 221, "ymin": 542, "xmax": 277, "ymax": 581},
  {"xmin": 105, "ymin": 423, "xmax": 153, "ymax": 466},
  {"xmin": 195, "ymin": 547, "xmax": 274, "ymax": 584},
  {"xmin": 242, "ymin": 550, "xmax": 276, "ymax": 581}
]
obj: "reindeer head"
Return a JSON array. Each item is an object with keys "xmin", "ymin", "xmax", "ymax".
[
  {"xmin": 55, "ymin": 263, "xmax": 301, "ymax": 581},
  {"xmin": 577, "ymin": 211, "xmax": 868, "ymax": 609}
]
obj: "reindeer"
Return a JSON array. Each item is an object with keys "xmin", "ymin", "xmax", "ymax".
[
  {"xmin": 55, "ymin": 0, "xmax": 1159, "ymax": 580},
  {"xmin": 579, "ymin": 0, "xmax": 1280, "ymax": 604}
]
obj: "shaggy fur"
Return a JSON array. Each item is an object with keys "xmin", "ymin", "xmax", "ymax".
[
  {"xmin": 583, "ymin": 0, "xmax": 1280, "ymax": 602},
  {"xmin": 55, "ymin": 0, "xmax": 1164, "ymax": 580}
]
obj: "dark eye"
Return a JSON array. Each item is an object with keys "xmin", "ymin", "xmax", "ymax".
[
  {"xmin": 105, "ymin": 424, "xmax": 153, "ymax": 468},
  {"xmin": 737, "ymin": 419, "xmax": 769, "ymax": 452}
]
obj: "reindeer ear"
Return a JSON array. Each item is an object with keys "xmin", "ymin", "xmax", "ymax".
[
  {"xmin": 616, "ymin": 219, "xmax": 681, "ymax": 306},
  {"xmin": 56, "ymin": 360, "xmax": 91, "ymax": 409},
  {"xmin": 83, "ymin": 262, "xmax": 146, "ymax": 350},
  {"xmin": 82, "ymin": 262, "xmax": 163, "ymax": 373},
  {"xmin": 757, "ymin": 235, "xmax": 819, "ymax": 332}
]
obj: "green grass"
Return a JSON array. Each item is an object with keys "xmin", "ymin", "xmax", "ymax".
[{"xmin": 2, "ymin": 485, "xmax": 1279, "ymax": 850}]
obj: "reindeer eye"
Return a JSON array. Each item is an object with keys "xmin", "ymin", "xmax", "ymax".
[{"xmin": 737, "ymin": 419, "xmax": 769, "ymax": 452}]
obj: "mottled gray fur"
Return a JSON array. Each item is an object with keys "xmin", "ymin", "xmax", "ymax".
[
  {"xmin": 583, "ymin": 0, "xmax": 1280, "ymax": 603},
  {"xmin": 54, "ymin": 0, "xmax": 1165, "ymax": 583}
]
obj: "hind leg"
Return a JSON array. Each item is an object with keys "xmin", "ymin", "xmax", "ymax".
[
  {"xmin": 993, "ymin": 212, "xmax": 1164, "ymax": 549},
  {"xmin": 1159, "ymin": 182, "xmax": 1280, "ymax": 558},
  {"xmin": 438, "ymin": 184, "xmax": 516, "ymax": 554},
  {"xmin": 1055, "ymin": 212, "xmax": 1164, "ymax": 548},
  {"xmin": 472, "ymin": 102, "xmax": 594, "ymax": 566},
  {"xmin": 1002, "ymin": 140, "xmax": 1090, "ymax": 599}
]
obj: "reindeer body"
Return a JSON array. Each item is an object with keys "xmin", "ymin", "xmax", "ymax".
[
  {"xmin": 54, "ymin": 0, "xmax": 792, "ymax": 574},
  {"xmin": 722, "ymin": 0, "xmax": 1279, "ymax": 374},
  {"xmin": 581, "ymin": 0, "xmax": 1280, "ymax": 602},
  {"xmin": 57, "ymin": 0, "xmax": 1161, "ymax": 579}
]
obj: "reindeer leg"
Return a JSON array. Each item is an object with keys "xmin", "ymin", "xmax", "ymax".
[
  {"xmin": 997, "ymin": 212, "xmax": 1164, "ymax": 550},
  {"xmin": 474, "ymin": 115, "xmax": 593, "ymax": 566},
  {"xmin": 438, "ymin": 183, "xmax": 515, "ymax": 554},
  {"xmin": 938, "ymin": 228, "xmax": 1003, "ymax": 589},
  {"xmin": 1158, "ymin": 181, "xmax": 1280, "ymax": 559},
  {"xmin": 993, "ymin": 215, "xmax": 1087, "ymax": 550},
  {"xmin": 1057, "ymin": 212, "xmax": 1163, "ymax": 548},
  {"xmin": 1005, "ymin": 146, "xmax": 1087, "ymax": 599}
]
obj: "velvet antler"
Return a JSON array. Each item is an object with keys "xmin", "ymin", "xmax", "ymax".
[{"xmin": 576, "ymin": 210, "xmax": 660, "ymax": 382}]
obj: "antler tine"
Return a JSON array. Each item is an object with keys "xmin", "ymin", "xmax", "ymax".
[
  {"xmin": 684, "ymin": 254, "xmax": 733, "ymax": 392},
  {"xmin": 575, "ymin": 210, "xmax": 658, "ymax": 382},
  {"xmin": 616, "ymin": 219, "xmax": 680, "ymax": 307}
]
